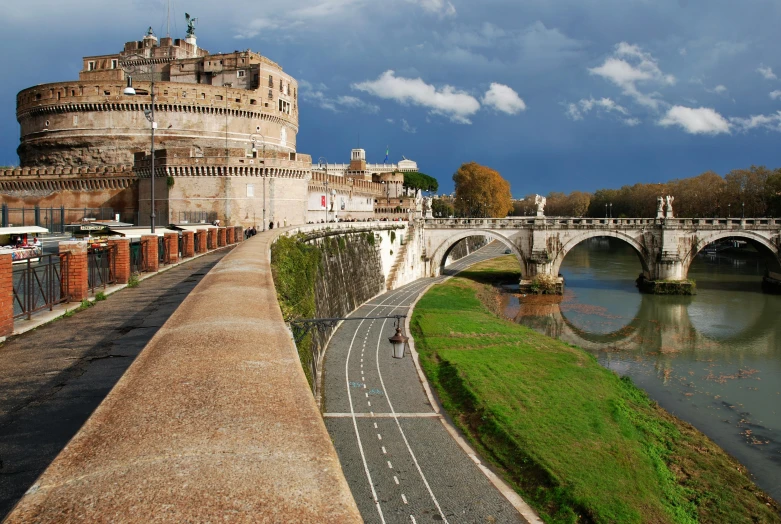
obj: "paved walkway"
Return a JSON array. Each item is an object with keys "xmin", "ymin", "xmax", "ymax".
[
  {"xmin": 323, "ymin": 244, "xmax": 540, "ymax": 524},
  {"xmin": 0, "ymin": 249, "xmax": 229, "ymax": 519}
]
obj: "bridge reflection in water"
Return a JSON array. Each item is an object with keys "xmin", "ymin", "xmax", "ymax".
[{"xmin": 499, "ymin": 237, "xmax": 781, "ymax": 503}]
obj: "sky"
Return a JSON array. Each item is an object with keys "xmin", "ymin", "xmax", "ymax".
[{"xmin": 1, "ymin": 0, "xmax": 781, "ymax": 197}]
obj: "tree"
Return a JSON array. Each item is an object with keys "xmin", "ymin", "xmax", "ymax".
[
  {"xmin": 403, "ymin": 171, "xmax": 439, "ymax": 193},
  {"xmin": 431, "ymin": 198, "xmax": 454, "ymax": 218},
  {"xmin": 452, "ymin": 162, "xmax": 512, "ymax": 217}
]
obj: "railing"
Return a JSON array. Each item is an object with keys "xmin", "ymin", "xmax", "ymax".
[
  {"xmin": 159, "ymin": 237, "xmax": 168, "ymax": 266},
  {"xmin": 130, "ymin": 241, "xmax": 147, "ymax": 273},
  {"xmin": 13, "ymin": 253, "xmax": 70, "ymax": 320},
  {"xmin": 87, "ymin": 245, "xmax": 117, "ymax": 294},
  {"xmin": 0, "ymin": 204, "xmax": 137, "ymax": 232},
  {"xmin": 178, "ymin": 211, "xmax": 216, "ymax": 224},
  {"xmin": 422, "ymin": 217, "xmax": 781, "ymax": 229}
]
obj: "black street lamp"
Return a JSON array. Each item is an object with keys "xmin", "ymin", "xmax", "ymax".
[
  {"xmin": 122, "ymin": 55, "xmax": 157, "ymax": 232},
  {"xmin": 742, "ymin": 202, "xmax": 745, "ymax": 219}
]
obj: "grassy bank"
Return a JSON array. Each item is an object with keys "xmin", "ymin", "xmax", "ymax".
[{"xmin": 411, "ymin": 256, "xmax": 780, "ymax": 523}]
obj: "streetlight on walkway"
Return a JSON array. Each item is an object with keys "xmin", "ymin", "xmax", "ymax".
[
  {"xmin": 251, "ymin": 133, "xmax": 267, "ymax": 230},
  {"xmin": 122, "ymin": 54, "xmax": 157, "ymax": 232}
]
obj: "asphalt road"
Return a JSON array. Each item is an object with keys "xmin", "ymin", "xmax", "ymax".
[
  {"xmin": 0, "ymin": 249, "xmax": 230, "ymax": 519},
  {"xmin": 323, "ymin": 243, "xmax": 530, "ymax": 524}
]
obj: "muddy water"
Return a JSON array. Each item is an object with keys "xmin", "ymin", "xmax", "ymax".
[{"xmin": 504, "ymin": 238, "xmax": 781, "ymax": 501}]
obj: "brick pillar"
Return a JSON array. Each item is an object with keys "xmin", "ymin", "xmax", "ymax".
[
  {"xmin": 59, "ymin": 241, "xmax": 89, "ymax": 301},
  {"xmin": 108, "ymin": 238, "xmax": 131, "ymax": 284},
  {"xmin": 226, "ymin": 227, "xmax": 235, "ymax": 244},
  {"xmin": 208, "ymin": 228, "xmax": 218, "ymax": 250},
  {"xmin": 218, "ymin": 227, "xmax": 227, "ymax": 247},
  {"xmin": 182, "ymin": 231, "xmax": 195, "ymax": 258},
  {"xmin": 164, "ymin": 233, "xmax": 179, "ymax": 264},
  {"xmin": 0, "ymin": 254, "xmax": 13, "ymax": 339},
  {"xmin": 195, "ymin": 230, "xmax": 207, "ymax": 253},
  {"xmin": 141, "ymin": 235, "xmax": 159, "ymax": 272}
]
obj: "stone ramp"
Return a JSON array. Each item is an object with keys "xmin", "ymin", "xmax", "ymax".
[{"xmin": 4, "ymin": 230, "xmax": 361, "ymax": 523}]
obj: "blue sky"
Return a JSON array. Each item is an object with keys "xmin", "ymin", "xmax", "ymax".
[{"xmin": 2, "ymin": 0, "xmax": 781, "ymax": 197}]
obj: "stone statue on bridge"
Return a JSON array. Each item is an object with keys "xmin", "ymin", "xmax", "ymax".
[
  {"xmin": 535, "ymin": 194, "xmax": 546, "ymax": 217},
  {"xmin": 665, "ymin": 195, "xmax": 675, "ymax": 219},
  {"xmin": 657, "ymin": 196, "xmax": 665, "ymax": 219}
]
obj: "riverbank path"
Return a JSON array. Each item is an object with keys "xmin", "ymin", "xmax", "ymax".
[
  {"xmin": 323, "ymin": 243, "xmax": 540, "ymax": 524},
  {"xmin": 0, "ymin": 249, "xmax": 230, "ymax": 519}
]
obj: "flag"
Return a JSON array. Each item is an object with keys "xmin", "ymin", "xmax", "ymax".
[{"xmin": 384, "ymin": 146, "xmax": 389, "ymax": 164}]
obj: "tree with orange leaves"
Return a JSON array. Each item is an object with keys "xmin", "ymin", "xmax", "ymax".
[{"xmin": 453, "ymin": 162, "xmax": 513, "ymax": 218}]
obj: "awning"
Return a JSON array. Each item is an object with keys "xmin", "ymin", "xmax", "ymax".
[
  {"xmin": 108, "ymin": 228, "xmax": 179, "ymax": 239},
  {"xmin": 172, "ymin": 224, "xmax": 218, "ymax": 231},
  {"xmin": 0, "ymin": 226, "xmax": 49, "ymax": 235}
]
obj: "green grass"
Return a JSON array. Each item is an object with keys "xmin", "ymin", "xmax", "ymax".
[{"xmin": 412, "ymin": 258, "xmax": 780, "ymax": 523}]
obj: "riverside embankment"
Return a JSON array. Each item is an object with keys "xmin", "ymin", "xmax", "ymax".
[{"xmin": 410, "ymin": 256, "xmax": 781, "ymax": 523}]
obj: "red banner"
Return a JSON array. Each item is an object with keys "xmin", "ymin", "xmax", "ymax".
[{"xmin": 321, "ymin": 195, "xmax": 326, "ymax": 208}]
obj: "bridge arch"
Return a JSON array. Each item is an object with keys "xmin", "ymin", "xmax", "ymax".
[
  {"xmin": 551, "ymin": 230, "xmax": 650, "ymax": 277},
  {"xmin": 428, "ymin": 229, "xmax": 524, "ymax": 276},
  {"xmin": 682, "ymin": 230, "xmax": 781, "ymax": 276}
]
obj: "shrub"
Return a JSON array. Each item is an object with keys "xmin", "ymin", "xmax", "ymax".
[
  {"xmin": 95, "ymin": 291, "xmax": 107, "ymax": 301},
  {"xmin": 127, "ymin": 274, "xmax": 140, "ymax": 288}
]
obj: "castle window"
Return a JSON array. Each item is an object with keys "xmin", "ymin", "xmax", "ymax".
[
  {"xmin": 237, "ymin": 70, "xmax": 246, "ymax": 78},
  {"xmin": 35, "ymin": 93, "xmax": 41, "ymax": 101},
  {"xmin": 250, "ymin": 99, "xmax": 257, "ymax": 105},
  {"xmin": 201, "ymin": 93, "xmax": 206, "ymax": 99},
  {"xmin": 111, "ymin": 59, "xmax": 118, "ymax": 69},
  {"xmin": 216, "ymin": 95, "xmax": 223, "ymax": 101},
  {"xmin": 104, "ymin": 90, "xmax": 111, "ymax": 95},
  {"xmin": 268, "ymin": 75, "xmax": 273, "ymax": 87},
  {"xmin": 71, "ymin": 90, "xmax": 75, "ymax": 96},
  {"xmin": 73, "ymin": 115, "xmax": 78, "ymax": 126},
  {"xmin": 246, "ymin": 184, "xmax": 255, "ymax": 197},
  {"xmin": 88, "ymin": 61, "xmax": 95, "ymax": 71},
  {"xmin": 268, "ymin": 89, "xmax": 272, "ymax": 99},
  {"xmin": 279, "ymin": 79, "xmax": 283, "ymax": 92}
]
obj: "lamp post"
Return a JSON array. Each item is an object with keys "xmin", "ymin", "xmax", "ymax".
[
  {"xmin": 330, "ymin": 188, "xmax": 337, "ymax": 222},
  {"xmin": 289, "ymin": 315, "xmax": 408, "ymax": 359},
  {"xmin": 251, "ymin": 133, "xmax": 267, "ymax": 230},
  {"xmin": 605, "ymin": 203, "xmax": 608, "ymax": 218},
  {"xmin": 609, "ymin": 203, "xmax": 613, "ymax": 218},
  {"xmin": 318, "ymin": 157, "xmax": 328, "ymax": 223},
  {"xmin": 728, "ymin": 203, "xmax": 731, "ymax": 218},
  {"xmin": 742, "ymin": 202, "xmax": 745, "ymax": 219},
  {"xmin": 122, "ymin": 56, "xmax": 157, "ymax": 232}
]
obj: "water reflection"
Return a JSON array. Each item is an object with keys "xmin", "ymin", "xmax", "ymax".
[{"xmin": 505, "ymin": 238, "xmax": 781, "ymax": 502}]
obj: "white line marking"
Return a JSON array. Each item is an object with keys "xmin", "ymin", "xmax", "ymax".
[
  {"xmin": 382, "ymin": 446, "xmax": 387, "ymax": 454},
  {"xmin": 375, "ymin": 317, "xmax": 450, "ymax": 523},
  {"xmin": 374, "ymin": 423, "xmax": 378, "ymax": 429},
  {"xmin": 323, "ymin": 412, "xmax": 441, "ymax": 418},
  {"xmin": 402, "ymin": 494, "xmax": 408, "ymax": 504},
  {"xmin": 394, "ymin": 475, "xmax": 399, "ymax": 485},
  {"xmin": 368, "ymin": 401, "xmax": 371, "ymax": 406},
  {"xmin": 387, "ymin": 461, "xmax": 393, "ymax": 469},
  {"xmin": 410, "ymin": 516, "xmax": 417, "ymax": 524},
  {"xmin": 377, "ymin": 434, "xmax": 382, "ymax": 441}
]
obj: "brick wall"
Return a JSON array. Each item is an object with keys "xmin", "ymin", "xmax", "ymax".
[
  {"xmin": 207, "ymin": 229, "xmax": 218, "ymax": 250},
  {"xmin": 226, "ymin": 227, "xmax": 235, "ymax": 244},
  {"xmin": 0, "ymin": 254, "xmax": 13, "ymax": 338},
  {"xmin": 218, "ymin": 228, "xmax": 227, "ymax": 247},
  {"xmin": 164, "ymin": 233, "xmax": 179, "ymax": 265},
  {"xmin": 108, "ymin": 238, "xmax": 131, "ymax": 284},
  {"xmin": 182, "ymin": 231, "xmax": 195, "ymax": 258},
  {"xmin": 59, "ymin": 241, "xmax": 89, "ymax": 301},
  {"xmin": 141, "ymin": 235, "xmax": 159, "ymax": 272},
  {"xmin": 196, "ymin": 230, "xmax": 208, "ymax": 253}
]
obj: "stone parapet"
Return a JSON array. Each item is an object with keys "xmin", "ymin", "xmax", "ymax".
[{"xmin": 4, "ymin": 229, "xmax": 363, "ymax": 523}]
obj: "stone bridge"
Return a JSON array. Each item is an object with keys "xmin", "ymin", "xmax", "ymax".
[{"xmin": 422, "ymin": 217, "xmax": 781, "ymax": 293}]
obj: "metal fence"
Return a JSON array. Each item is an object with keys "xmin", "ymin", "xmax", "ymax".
[
  {"xmin": 87, "ymin": 245, "xmax": 117, "ymax": 294},
  {"xmin": 177, "ymin": 211, "xmax": 217, "ymax": 224},
  {"xmin": 129, "ymin": 242, "xmax": 147, "ymax": 274},
  {"xmin": 158, "ymin": 236, "xmax": 168, "ymax": 266},
  {"xmin": 13, "ymin": 254, "xmax": 70, "ymax": 319}
]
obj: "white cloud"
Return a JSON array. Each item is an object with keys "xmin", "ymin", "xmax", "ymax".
[
  {"xmin": 299, "ymin": 81, "xmax": 378, "ymax": 113},
  {"xmin": 406, "ymin": 0, "xmax": 456, "ymax": 17},
  {"xmin": 336, "ymin": 95, "xmax": 380, "ymax": 113},
  {"xmin": 565, "ymin": 97, "xmax": 629, "ymax": 121},
  {"xmin": 658, "ymin": 106, "xmax": 731, "ymax": 135},
  {"xmin": 707, "ymin": 85, "xmax": 728, "ymax": 95},
  {"xmin": 589, "ymin": 42, "xmax": 675, "ymax": 110},
  {"xmin": 623, "ymin": 118, "xmax": 641, "ymax": 127},
  {"xmin": 482, "ymin": 83, "xmax": 526, "ymax": 114},
  {"xmin": 386, "ymin": 118, "xmax": 395, "ymax": 124},
  {"xmin": 679, "ymin": 47, "xmax": 687, "ymax": 56},
  {"xmin": 770, "ymin": 90, "xmax": 781, "ymax": 100},
  {"xmin": 757, "ymin": 65, "xmax": 777, "ymax": 80},
  {"xmin": 401, "ymin": 119, "xmax": 417, "ymax": 133},
  {"xmin": 352, "ymin": 70, "xmax": 481, "ymax": 124},
  {"xmin": 730, "ymin": 112, "xmax": 781, "ymax": 132}
]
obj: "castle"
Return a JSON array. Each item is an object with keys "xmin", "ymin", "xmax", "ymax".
[{"xmin": 2, "ymin": 23, "xmax": 420, "ymax": 228}]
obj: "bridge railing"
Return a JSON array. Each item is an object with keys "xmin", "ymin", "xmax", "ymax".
[{"xmin": 423, "ymin": 217, "xmax": 781, "ymax": 229}]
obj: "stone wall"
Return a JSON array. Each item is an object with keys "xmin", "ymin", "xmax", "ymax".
[{"xmin": 446, "ymin": 235, "xmax": 488, "ymax": 264}]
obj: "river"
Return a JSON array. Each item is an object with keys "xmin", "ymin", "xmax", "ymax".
[{"xmin": 503, "ymin": 237, "xmax": 781, "ymax": 502}]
